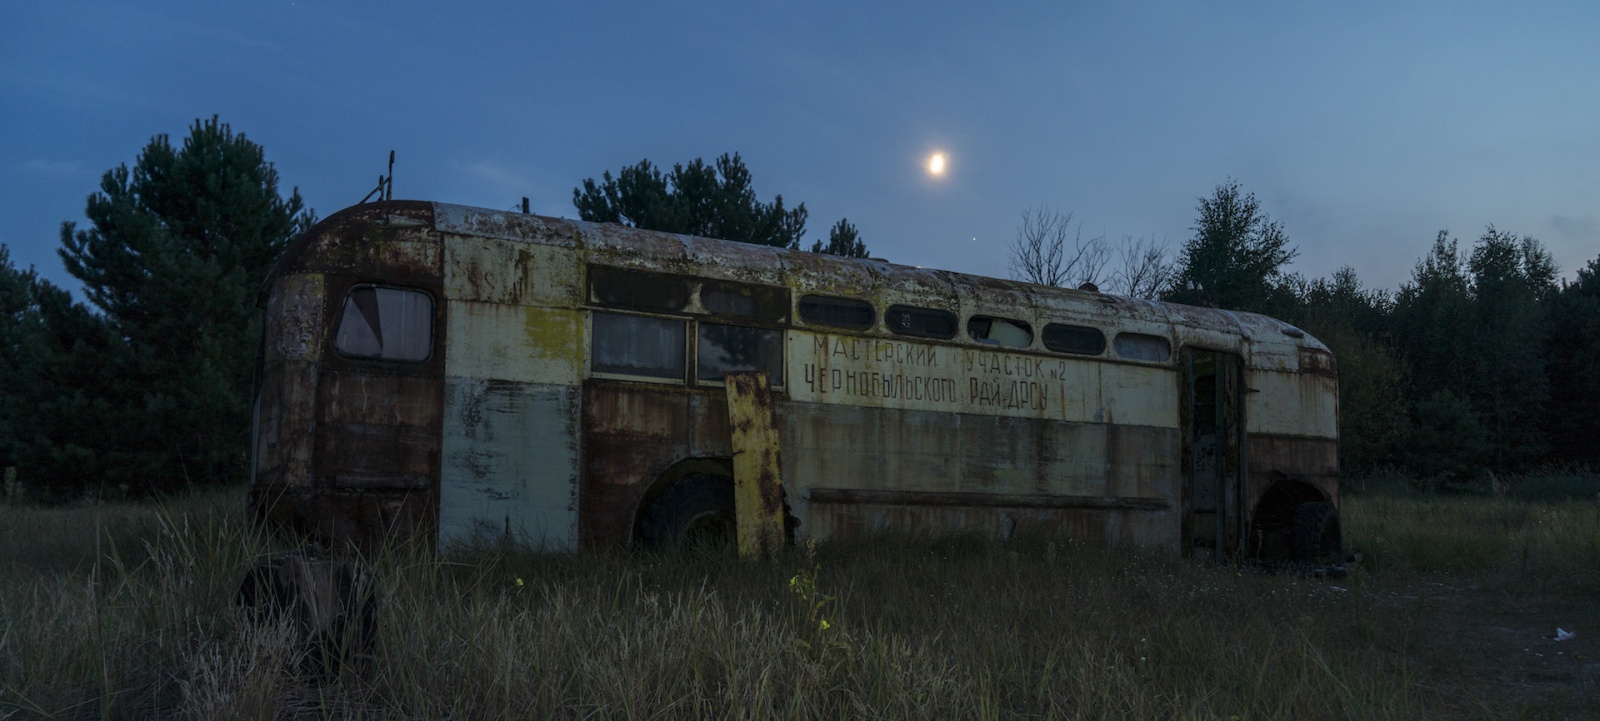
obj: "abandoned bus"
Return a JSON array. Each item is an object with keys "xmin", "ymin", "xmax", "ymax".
[{"xmin": 249, "ymin": 200, "xmax": 1342, "ymax": 562}]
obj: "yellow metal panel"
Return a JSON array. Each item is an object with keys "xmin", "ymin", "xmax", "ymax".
[
  {"xmin": 725, "ymin": 372, "xmax": 787, "ymax": 559},
  {"xmin": 443, "ymin": 301, "xmax": 583, "ymax": 384}
]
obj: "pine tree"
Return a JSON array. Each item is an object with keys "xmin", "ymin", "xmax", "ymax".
[
  {"xmin": 1546, "ymin": 253, "xmax": 1600, "ymax": 465},
  {"xmin": 1163, "ymin": 180, "xmax": 1297, "ymax": 314},
  {"xmin": 0, "ymin": 245, "xmax": 39, "ymax": 477},
  {"xmin": 810, "ymin": 218, "xmax": 870, "ymax": 258},
  {"xmin": 1463, "ymin": 227, "xmax": 1554, "ymax": 467},
  {"xmin": 0, "ymin": 245, "xmax": 126, "ymax": 497},
  {"xmin": 572, "ymin": 153, "xmax": 808, "ymax": 248},
  {"xmin": 1393, "ymin": 232, "xmax": 1476, "ymax": 402},
  {"xmin": 49, "ymin": 116, "xmax": 312, "ymax": 494}
]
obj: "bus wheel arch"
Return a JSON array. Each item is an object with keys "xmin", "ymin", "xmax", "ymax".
[
  {"xmin": 631, "ymin": 458, "xmax": 734, "ymax": 549},
  {"xmin": 1249, "ymin": 477, "xmax": 1339, "ymax": 563},
  {"xmin": 636, "ymin": 473, "xmax": 737, "ymax": 551},
  {"xmin": 630, "ymin": 457, "xmax": 798, "ymax": 551}
]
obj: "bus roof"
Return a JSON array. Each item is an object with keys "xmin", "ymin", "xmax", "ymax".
[{"xmin": 271, "ymin": 200, "xmax": 1332, "ymax": 374}]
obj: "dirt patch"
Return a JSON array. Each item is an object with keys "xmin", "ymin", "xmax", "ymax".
[{"xmin": 1377, "ymin": 575, "xmax": 1598, "ymax": 718}]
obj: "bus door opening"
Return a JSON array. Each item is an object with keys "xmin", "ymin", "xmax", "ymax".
[{"xmin": 1182, "ymin": 349, "xmax": 1244, "ymax": 561}]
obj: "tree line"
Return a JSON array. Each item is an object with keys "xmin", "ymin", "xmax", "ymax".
[
  {"xmin": 1018, "ymin": 180, "xmax": 1599, "ymax": 483},
  {"xmin": 0, "ymin": 124, "xmax": 870, "ymax": 500},
  {"xmin": 2, "ymin": 119, "xmax": 1594, "ymax": 499}
]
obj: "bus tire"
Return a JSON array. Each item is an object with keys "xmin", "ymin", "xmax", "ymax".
[
  {"xmin": 1290, "ymin": 501, "xmax": 1341, "ymax": 563},
  {"xmin": 637, "ymin": 474, "xmax": 736, "ymax": 552}
]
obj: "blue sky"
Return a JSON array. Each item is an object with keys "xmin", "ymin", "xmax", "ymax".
[{"xmin": 3, "ymin": 1, "xmax": 1597, "ymax": 297}]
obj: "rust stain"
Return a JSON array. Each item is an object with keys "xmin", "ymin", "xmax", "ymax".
[
  {"xmin": 1299, "ymin": 347, "xmax": 1337, "ymax": 377},
  {"xmin": 805, "ymin": 488, "xmax": 1168, "ymax": 511},
  {"xmin": 251, "ymin": 201, "xmax": 446, "ymax": 550},
  {"xmin": 253, "ymin": 199, "xmax": 1341, "ymax": 557},
  {"xmin": 724, "ymin": 372, "xmax": 787, "ymax": 558}
]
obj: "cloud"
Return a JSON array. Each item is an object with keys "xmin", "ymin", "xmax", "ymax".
[
  {"xmin": 17, "ymin": 159, "xmax": 93, "ymax": 180},
  {"xmin": 458, "ymin": 158, "xmax": 532, "ymax": 191},
  {"xmin": 1548, "ymin": 213, "xmax": 1598, "ymax": 240}
]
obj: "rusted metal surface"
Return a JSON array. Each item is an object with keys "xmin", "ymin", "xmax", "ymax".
[
  {"xmin": 314, "ymin": 370, "xmax": 440, "ymax": 489},
  {"xmin": 1245, "ymin": 434, "xmax": 1340, "ymax": 505},
  {"xmin": 805, "ymin": 488, "xmax": 1168, "ymax": 510},
  {"xmin": 250, "ymin": 484, "xmax": 436, "ymax": 551},
  {"xmin": 253, "ymin": 199, "xmax": 1341, "ymax": 556},
  {"xmin": 724, "ymin": 372, "xmax": 786, "ymax": 558},
  {"xmin": 250, "ymin": 201, "xmax": 446, "ymax": 550},
  {"xmin": 579, "ymin": 383, "xmax": 733, "ymax": 549},
  {"xmin": 268, "ymin": 201, "xmax": 440, "ymax": 285}
]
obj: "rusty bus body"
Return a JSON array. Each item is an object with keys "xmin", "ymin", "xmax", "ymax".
[{"xmin": 250, "ymin": 200, "xmax": 1341, "ymax": 560}]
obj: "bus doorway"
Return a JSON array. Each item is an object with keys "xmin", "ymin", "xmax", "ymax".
[{"xmin": 1182, "ymin": 349, "xmax": 1244, "ymax": 560}]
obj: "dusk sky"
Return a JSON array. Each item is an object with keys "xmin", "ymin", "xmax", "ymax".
[{"xmin": 4, "ymin": 1, "xmax": 1597, "ymax": 298}]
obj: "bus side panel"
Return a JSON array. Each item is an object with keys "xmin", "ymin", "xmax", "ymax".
[
  {"xmin": 1246, "ymin": 435, "xmax": 1340, "ymax": 506},
  {"xmin": 1243, "ymin": 366, "xmax": 1340, "ymax": 505},
  {"xmin": 782, "ymin": 401, "xmax": 1181, "ymax": 550},
  {"xmin": 579, "ymin": 384, "xmax": 734, "ymax": 549},
  {"xmin": 437, "ymin": 301, "xmax": 584, "ymax": 550},
  {"xmin": 439, "ymin": 378, "xmax": 580, "ymax": 549},
  {"xmin": 314, "ymin": 370, "xmax": 440, "ymax": 488},
  {"xmin": 1245, "ymin": 370, "xmax": 1338, "ymax": 440},
  {"xmin": 254, "ymin": 362, "xmax": 318, "ymax": 492}
]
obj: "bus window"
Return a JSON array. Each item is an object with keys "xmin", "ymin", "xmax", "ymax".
[
  {"xmin": 885, "ymin": 305, "xmax": 958, "ymax": 340},
  {"xmin": 1042, "ymin": 323, "xmax": 1106, "ymax": 356},
  {"xmin": 798, "ymin": 295, "xmax": 874, "ymax": 330},
  {"xmin": 968, "ymin": 316, "xmax": 1033, "ymax": 348},
  {"xmin": 700, "ymin": 279, "xmax": 790, "ymax": 323},
  {"xmin": 591, "ymin": 312, "xmax": 686, "ymax": 379},
  {"xmin": 1114, "ymin": 332, "xmax": 1171, "ymax": 362},
  {"xmin": 697, "ymin": 323, "xmax": 784, "ymax": 385},
  {"xmin": 334, "ymin": 286, "xmax": 433, "ymax": 362},
  {"xmin": 589, "ymin": 266, "xmax": 690, "ymax": 313}
]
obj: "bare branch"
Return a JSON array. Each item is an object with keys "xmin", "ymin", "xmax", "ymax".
[
  {"xmin": 1009, "ymin": 207, "xmax": 1108, "ymax": 288},
  {"xmin": 1110, "ymin": 234, "xmax": 1173, "ymax": 299}
]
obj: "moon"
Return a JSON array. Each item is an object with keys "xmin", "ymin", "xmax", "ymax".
[{"xmin": 927, "ymin": 152, "xmax": 947, "ymax": 176}]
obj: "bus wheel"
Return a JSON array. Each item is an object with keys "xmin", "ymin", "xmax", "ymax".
[
  {"xmin": 1290, "ymin": 502, "xmax": 1342, "ymax": 563},
  {"xmin": 638, "ymin": 474, "xmax": 736, "ymax": 552}
]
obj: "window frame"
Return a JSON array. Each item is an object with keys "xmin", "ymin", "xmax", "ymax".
[
  {"xmin": 587, "ymin": 311, "xmax": 691, "ymax": 384},
  {"xmin": 1112, "ymin": 332, "xmax": 1173, "ymax": 363},
  {"xmin": 331, "ymin": 284, "xmax": 437, "ymax": 364},
  {"xmin": 699, "ymin": 278, "xmax": 791, "ymax": 324},
  {"xmin": 884, "ymin": 304, "xmax": 959, "ymax": 340},
  {"xmin": 693, "ymin": 321, "xmax": 786, "ymax": 389},
  {"xmin": 797, "ymin": 294, "xmax": 876, "ymax": 331},
  {"xmin": 587, "ymin": 265, "xmax": 693, "ymax": 315},
  {"xmin": 967, "ymin": 315, "xmax": 1035, "ymax": 349},
  {"xmin": 1040, "ymin": 322, "xmax": 1107, "ymax": 357}
]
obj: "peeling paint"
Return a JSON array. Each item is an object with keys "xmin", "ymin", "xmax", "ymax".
[{"xmin": 251, "ymin": 200, "xmax": 1340, "ymax": 558}]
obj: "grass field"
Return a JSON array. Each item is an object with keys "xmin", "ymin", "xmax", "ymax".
[{"xmin": 2, "ymin": 477, "xmax": 1597, "ymax": 720}]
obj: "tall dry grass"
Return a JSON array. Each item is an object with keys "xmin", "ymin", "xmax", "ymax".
[{"xmin": 2, "ymin": 483, "xmax": 1596, "ymax": 719}]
